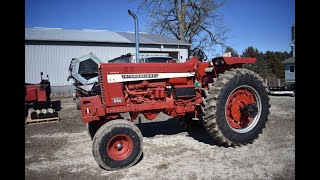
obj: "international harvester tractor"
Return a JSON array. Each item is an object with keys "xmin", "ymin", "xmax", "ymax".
[{"xmin": 79, "ymin": 48, "xmax": 270, "ymax": 170}]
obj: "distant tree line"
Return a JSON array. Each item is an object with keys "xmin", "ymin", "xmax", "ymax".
[{"xmin": 224, "ymin": 46, "xmax": 290, "ymax": 80}]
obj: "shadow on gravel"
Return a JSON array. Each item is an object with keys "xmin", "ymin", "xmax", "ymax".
[
  {"xmin": 136, "ymin": 118, "xmax": 185, "ymax": 137},
  {"xmin": 186, "ymin": 124, "xmax": 219, "ymax": 146},
  {"xmin": 133, "ymin": 152, "xmax": 144, "ymax": 166},
  {"xmin": 136, "ymin": 118, "xmax": 219, "ymax": 146}
]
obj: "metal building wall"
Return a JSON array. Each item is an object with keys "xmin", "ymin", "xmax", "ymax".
[
  {"xmin": 25, "ymin": 41, "xmax": 189, "ymax": 96},
  {"xmin": 284, "ymin": 63, "xmax": 295, "ymax": 82}
]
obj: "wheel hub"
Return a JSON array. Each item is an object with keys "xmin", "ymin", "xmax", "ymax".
[
  {"xmin": 226, "ymin": 89, "xmax": 257, "ymax": 129},
  {"xmin": 107, "ymin": 134, "xmax": 133, "ymax": 161},
  {"xmin": 241, "ymin": 104, "xmax": 258, "ymax": 118},
  {"xmin": 115, "ymin": 143, "xmax": 123, "ymax": 151}
]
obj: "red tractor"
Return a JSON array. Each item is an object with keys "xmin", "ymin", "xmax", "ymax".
[
  {"xmin": 79, "ymin": 48, "xmax": 270, "ymax": 170},
  {"xmin": 25, "ymin": 72, "xmax": 60, "ymax": 119}
]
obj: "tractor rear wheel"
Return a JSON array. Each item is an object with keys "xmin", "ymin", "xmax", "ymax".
[
  {"xmin": 92, "ymin": 120, "xmax": 143, "ymax": 170},
  {"xmin": 202, "ymin": 68, "xmax": 270, "ymax": 147}
]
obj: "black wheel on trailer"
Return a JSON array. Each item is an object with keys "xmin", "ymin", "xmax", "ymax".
[
  {"xmin": 291, "ymin": 89, "xmax": 295, "ymax": 97},
  {"xmin": 92, "ymin": 120, "xmax": 143, "ymax": 170},
  {"xmin": 202, "ymin": 68, "xmax": 270, "ymax": 147},
  {"xmin": 75, "ymin": 97, "xmax": 81, "ymax": 110}
]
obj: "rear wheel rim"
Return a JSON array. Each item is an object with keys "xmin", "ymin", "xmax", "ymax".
[
  {"xmin": 106, "ymin": 134, "xmax": 133, "ymax": 161},
  {"xmin": 225, "ymin": 85, "xmax": 262, "ymax": 133}
]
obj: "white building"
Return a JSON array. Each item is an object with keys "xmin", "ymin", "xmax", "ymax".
[{"xmin": 25, "ymin": 27, "xmax": 191, "ymax": 96}]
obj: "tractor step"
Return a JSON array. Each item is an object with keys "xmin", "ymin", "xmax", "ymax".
[{"xmin": 25, "ymin": 116, "xmax": 60, "ymax": 125}]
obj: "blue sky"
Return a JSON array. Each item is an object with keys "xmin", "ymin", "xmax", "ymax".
[{"xmin": 25, "ymin": 0, "xmax": 295, "ymax": 56}]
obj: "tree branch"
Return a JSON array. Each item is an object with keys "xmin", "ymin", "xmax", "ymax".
[{"xmin": 136, "ymin": 0, "xmax": 229, "ymax": 51}]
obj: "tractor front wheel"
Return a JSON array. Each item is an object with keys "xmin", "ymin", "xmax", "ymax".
[
  {"xmin": 87, "ymin": 121, "xmax": 100, "ymax": 140},
  {"xmin": 92, "ymin": 120, "xmax": 143, "ymax": 170}
]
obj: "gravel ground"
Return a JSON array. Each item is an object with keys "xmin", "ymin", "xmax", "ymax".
[{"xmin": 25, "ymin": 95, "xmax": 295, "ymax": 180}]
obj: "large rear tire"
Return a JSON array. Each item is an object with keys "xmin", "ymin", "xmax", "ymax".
[
  {"xmin": 92, "ymin": 120, "xmax": 143, "ymax": 170},
  {"xmin": 202, "ymin": 68, "xmax": 270, "ymax": 147}
]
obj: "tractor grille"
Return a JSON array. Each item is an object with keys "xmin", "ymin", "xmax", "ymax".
[{"xmin": 98, "ymin": 67, "xmax": 106, "ymax": 107}]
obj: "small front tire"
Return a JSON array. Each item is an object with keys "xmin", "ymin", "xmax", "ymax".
[
  {"xmin": 92, "ymin": 120, "xmax": 143, "ymax": 170},
  {"xmin": 87, "ymin": 121, "xmax": 100, "ymax": 140}
]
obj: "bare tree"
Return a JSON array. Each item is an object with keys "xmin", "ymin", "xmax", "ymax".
[{"xmin": 134, "ymin": 0, "xmax": 229, "ymax": 54}]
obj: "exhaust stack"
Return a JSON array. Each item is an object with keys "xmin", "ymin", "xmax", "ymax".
[{"xmin": 128, "ymin": 9, "xmax": 140, "ymax": 63}]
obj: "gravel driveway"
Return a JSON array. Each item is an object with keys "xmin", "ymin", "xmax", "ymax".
[{"xmin": 25, "ymin": 95, "xmax": 295, "ymax": 180}]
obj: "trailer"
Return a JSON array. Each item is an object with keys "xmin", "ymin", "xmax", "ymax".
[
  {"xmin": 25, "ymin": 72, "xmax": 61, "ymax": 124},
  {"xmin": 267, "ymin": 79, "xmax": 295, "ymax": 97}
]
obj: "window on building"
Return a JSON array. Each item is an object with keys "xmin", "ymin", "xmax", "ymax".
[{"xmin": 289, "ymin": 65, "xmax": 295, "ymax": 73}]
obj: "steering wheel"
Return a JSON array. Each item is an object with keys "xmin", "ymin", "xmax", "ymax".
[{"xmin": 189, "ymin": 48, "xmax": 207, "ymax": 61}]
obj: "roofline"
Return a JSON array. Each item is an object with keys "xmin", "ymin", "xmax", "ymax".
[
  {"xmin": 282, "ymin": 57, "xmax": 295, "ymax": 64},
  {"xmin": 25, "ymin": 39, "xmax": 192, "ymax": 46}
]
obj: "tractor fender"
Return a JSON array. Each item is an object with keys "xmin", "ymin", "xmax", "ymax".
[
  {"xmin": 205, "ymin": 57, "xmax": 256, "ymax": 73},
  {"xmin": 80, "ymin": 95, "xmax": 106, "ymax": 123},
  {"xmin": 211, "ymin": 57, "xmax": 256, "ymax": 65},
  {"xmin": 221, "ymin": 57, "xmax": 256, "ymax": 65}
]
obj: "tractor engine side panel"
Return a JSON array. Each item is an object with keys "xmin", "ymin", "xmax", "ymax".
[
  {"xmin": 101, "ymin": 79, "xmax": 175, "ymax": 114},
  {"xmin": 98, "ymin": 63, "xmax": 200, "ymax": 119},
  {"xmin": 103, "ymin": 81, "xmax": 126, "ymax": 107},
  {"xmin": 100, "ymin": 65, "xmax": 173, "ymax": 112}
]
